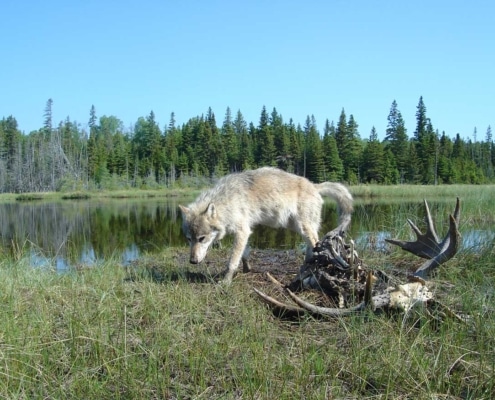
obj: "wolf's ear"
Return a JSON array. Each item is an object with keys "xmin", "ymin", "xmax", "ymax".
[
  {"xmin": 205, "ymin": 203, "xmax": 216, "ymax": 218},
  {"xmin": 179, "ymin": 205, "xmax": 190, "ymax": 217}
]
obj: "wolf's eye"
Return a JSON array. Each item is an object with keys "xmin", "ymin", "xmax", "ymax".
[
  {"xmin": 198, "ymin": 236, "xmax": 206, "ymax": 243},
  {"xmin": 186, "ymin": 236, "xmax": 192, "ymax": 243}
]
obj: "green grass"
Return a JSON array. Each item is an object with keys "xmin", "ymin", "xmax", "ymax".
[
  {"xmin": 0, "ymin": 185, "xmax": 494, "ymax": 398},
  {"xmin": 1, "ymin": 244, "xmax": 494, "ymax": 399},
  {"xmin": 351, "ymin": 183, "xmax": 495, "ymax": 203},
  {"xmin": 3, "ymin": 183, "xmax": 494, "ymax": 204},
  {"xmin": 0, "ymin": 188, "xmax": 198, "ymax": 204}
]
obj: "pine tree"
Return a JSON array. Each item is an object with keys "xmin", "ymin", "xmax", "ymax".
[
  {"xmin": 335, "ymin": 108, "xmax": 347, "ymax": 158},
  {"xmin": 422, "ymin": 122, "xmax": 439, "ymax": 184},
  {"xmin": 87, "ymin": 107, "xmax": 99, "ymax": 182},
  {"xmin": 271, "ymin": 108, "xmax": 291, "ymax": 170},
  {"xmin": 206, "ymin": 107, "xmax": 227, "ymax": 176},
  {"xmin": 43, "ymin": 98, "xmax": 53, "ymax": 138},
  {"xmin": 322, "ymin": 120, "xmax": 343, "ymax": 181},
  {"xmin": 406, "ymin": 141, "xmax": 421, "ymax": 183},
  {"xmin": 304, "ymin": 115, "xmax": 324, "ymax": 182},
  {"xmin": 414, "ymin": 96, "xmax": 428, "ymax": 142},
  {"xmin": 0, "ymin": 116, "xmax": 22, "ymax": 191},
  {"xmin": 414, "ymin": 96, "xmax": 429, "ymax": 182},
  {"xmin": 488, "ymin": 126, "xmax": 495, "ymax": 178},
  {"xmin": 362, "ymin": 127, "xmax": 385, "ymax": 183},
  {"xmin": 334, "ymin": 109, "xmax": 362, "ymax": 183},
  {"xmin": 286, "ymin": 119, "xmax": 304, "ymax": 174},
  {"xmin": 163, "ymin": 112, "xmax": 183, "ymax": 181},
  {"xmin": 257, "ymin": 106, "xmax": 276, "ymax": 166},
  {"xmin": 383, "ymin": 148, "xmax": 400, "ymax": 184},
  {"xmin": 89, "ymin": 105, "xmax": 97, "ymax": 132},
  {"xmin": 132, "ymin": 111, "xmax": 163, "ymax": 182},
  {"xmin": 437, "ymin": 132, "xmax": 454, "ymax": 183},
  {"xmin": 221, "ymin": 107, "xmax": 239, "ymax": 172},
  {"xmin": 233, "ymin": 110, "xmax": 253, "ymax": 170},
  {"xmin": 346, "ymin": 115, "xmax": 362, "ymax": 183},
  {"xmin": 384, "ymin": 100, "xmax": 408, "ymax": 182},
  {"xmin": 413, "ymin": 97, "xmax": 439, "ymax": 183},
  {"xmin": 482, "ymin": 125, "xmax": 494, "ymax": 179}
]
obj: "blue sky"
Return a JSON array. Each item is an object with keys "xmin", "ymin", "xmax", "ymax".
[{"xmin": 1, "ymin": 0, "xmax": 493, "ymax": 140}]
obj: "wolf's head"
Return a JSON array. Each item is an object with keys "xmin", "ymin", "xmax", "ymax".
[{"xmin": 179, "ymin": 203, "xmax": 221, "ymax": 264}]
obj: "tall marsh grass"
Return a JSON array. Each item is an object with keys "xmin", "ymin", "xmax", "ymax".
[
  {"xmin": 0, "ymin": 186, "xmax": 494, "ymax": 398},
  {"xmin": 352, "ymin": 183, "xmax": 495, "ymax": 202},
  {"xmin": 1, "ymin": 249, "xmax": 494, "ymax": 398}
]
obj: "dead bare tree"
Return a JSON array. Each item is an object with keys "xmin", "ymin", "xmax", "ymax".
[{"xmin": 253, "ymin": 198, "xmax": 463, "ymax": 321}]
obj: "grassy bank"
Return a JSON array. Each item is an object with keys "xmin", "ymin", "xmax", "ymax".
[
  {"xmin": 3, "ymin": 188, "xmax": 198, "ymax": 203},
  {"xmin": 1, "ymin": 185, "xmax": 494, "ymax": 398},
  {"xmin": 352, "ymin": 183, "xmax": 495, "ymax": 202},
  {"xmin": 1, "ymin": 243, "xmax": 494, "ymax": 399},
  {"xmin": 3, "ymin": 182, "xmax": 495, "ymax": 202}
]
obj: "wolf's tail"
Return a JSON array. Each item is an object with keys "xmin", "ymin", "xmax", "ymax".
[{"xmin": 315, "ymin": 182, "xmax": 353, "ymax": 234}]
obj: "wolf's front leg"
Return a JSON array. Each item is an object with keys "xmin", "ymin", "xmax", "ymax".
[{"xmin": 222, "ymin": 229, "xmax": 251, "ymax": 284}]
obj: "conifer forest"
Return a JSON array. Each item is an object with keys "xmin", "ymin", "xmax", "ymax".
[{"xmin": 0, "ymin": 96, "xmax": 493, "ymax": 193}]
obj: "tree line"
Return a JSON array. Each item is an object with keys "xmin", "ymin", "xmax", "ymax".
[{"xmin": 0, "ymin": 96, "xmax": 493, "ymax": 193}]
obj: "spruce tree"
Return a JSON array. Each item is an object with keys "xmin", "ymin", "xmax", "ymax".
[
  {"xmin": 322, "ymin": 120, "xmax": 343, "ymax": 181},
  {"xmin": 413, "ymin": 97, "xmax": 442, "ymax": 183},
  {"xmin": 221, "ymin": 107, "xmax": 239, "ymax": 172},
  {"xmin": 384, "ymin": 100, "xmax": 408, "ymax": 182},
  {"xmin": 362, "ymin": 127, "xmax": 385, "ymax": 183},
  {"xmin": 234, "ymin": 110, "xmax": 253, "ymax": 170},
  {"xmin": 271, "ymin": 108, "xmax": 290, "ymax": 169},
  {"xmin": 205, "ymin": 108, "xmax": 227, "ymax": 176},
  {"xmin": 43, "ymin": 98, "xmax": 53, "ymax": 138},
  {"xmin": 287, "ymin": 119, "xmax": 304, "ymax": 174},
  {"xmin": 257, "ymin": 106, "xmax": 276, "ymax": 166},
  {"xmin": 304, "ymin": 115, "xmax": 324, "ymax": 182}
]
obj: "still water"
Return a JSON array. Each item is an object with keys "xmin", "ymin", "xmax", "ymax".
[{"xmin": 0, "ymin": 197, "xmax": 492, "ymax": 271}]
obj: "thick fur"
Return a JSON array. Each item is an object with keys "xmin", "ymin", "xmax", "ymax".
[{"xmin": 179, "ymin": 167, "xmax": 353, "ymax": 283}]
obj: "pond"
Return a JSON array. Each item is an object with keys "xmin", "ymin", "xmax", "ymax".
[{"xmin": 0, "ymin": 197, "xmax": 493, "ymax": 271}]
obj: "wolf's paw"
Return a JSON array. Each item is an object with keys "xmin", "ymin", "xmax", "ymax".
[
  {"xmin": 219, "ymin": 277, "xmax": 233, "ymax": 285},
  {"xmin": 242, "ymin": 260, "xmax": 251, "ymax": 273},
  {"xmin": 220, "ymin": 269, "xmax": 235, "ymax": 285}
]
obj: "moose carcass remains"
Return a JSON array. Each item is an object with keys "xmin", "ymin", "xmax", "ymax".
[{"xmin": 253, "ymin": 198, "xmax": 463, "ymax": 321}]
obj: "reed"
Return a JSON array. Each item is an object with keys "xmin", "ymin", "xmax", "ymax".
[
  {"xmin": 352, "ymin": 183, "xmax": 495, "ymax": 202},
  {"xmin": 0, "ymin": 188, "xmax": 493, "ymax": 398}
]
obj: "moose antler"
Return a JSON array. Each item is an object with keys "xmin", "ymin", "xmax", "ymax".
[
  {"xmin": 253, "ymin": 198, "xmax": 462, "ymax": 319},
  {"xmin": 386, "ymin": 198, "xmax": 461, "ymax": 279}
]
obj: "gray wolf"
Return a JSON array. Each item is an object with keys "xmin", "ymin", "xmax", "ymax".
[{"xmin": 179, "ymin": 167, "xmax": 353, "ymax": 283}]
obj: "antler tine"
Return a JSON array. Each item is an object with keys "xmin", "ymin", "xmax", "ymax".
[
  {"xmin": 453, "ymin": 196, "xmax": 461, "ymax": 224},
  {"xmin": 423, "ymin": 198, "xmax": 440, "ymax": 243},
  {"xmin": 287, "ymin": 289, "xmax": 366, "ymax": 317},
  {"xmin": 386, "ymin": 198, "xmax": 461, "ymax": 279},
  {"xmin": 413, "ymin": 212, "xmax": 461, "ymax": 279},
  {"xmin": 285, "ymin": 271, "xmax": 378, "ymax": 318},
  {"xmin": 253, "ymin": 288, "xmax": 309, "ymax": 318},
  {"xmin": 385, "ymin": 198, "xmax": 458, "ymax": 260}
]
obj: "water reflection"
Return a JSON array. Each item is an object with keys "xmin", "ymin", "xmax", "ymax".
[
  {"xmin": 0, "ymin": 199, "xmax": 185, "ymax": 271},
  {"xmin": 0, "ymin": 198, "xmax": 491, "ymax": 270}
]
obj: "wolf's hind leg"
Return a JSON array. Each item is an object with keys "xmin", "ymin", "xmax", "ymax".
[
  {"xmin": 301, "ymin": 225, "xmax": 319, "ymax": 262},
  {"xmin": 242, "ymin": 245, "xmax": 251, "ymax": 273}
]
